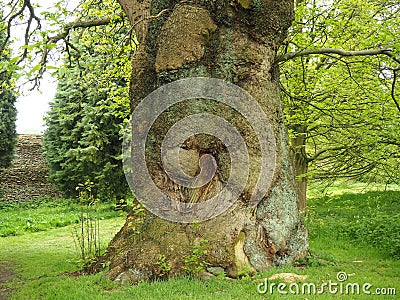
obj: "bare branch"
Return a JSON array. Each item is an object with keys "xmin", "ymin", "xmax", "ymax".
[
  {"xmin": 19, "ymin": 0, "xmax": 42, "ymax": 63},
  {"xmin": 0, "ymin": 1, "xmax": 27, "ymax": 55}
]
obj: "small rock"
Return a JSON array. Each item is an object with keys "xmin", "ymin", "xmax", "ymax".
[
  {"xmin": 206, "ymin": 266, "xmax": 225, "ymax": 276},
  {"xmin": 268, "ymin": 273, "xmax": 308, "ymax": 283},
  {"xmin": 198, "ymin": 271, "xmax": 215, "ymax": 280},
  {"xmin": 114, "ymin": 271, "xmax": 134, "ymax": 285}
]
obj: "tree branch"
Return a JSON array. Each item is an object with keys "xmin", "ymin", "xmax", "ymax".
[
  {"xmin": 38, "ymin": 9, "xmax": 170, "ymax": 77},
  {"xmin": 277, "ymin": 48, "xmax": 398, "ymax": 64},
  {"xmin": 0, "ymin": 0, "xmax": 28, "ymax": 55},
  {"xmin": 31, "ymin": 16, "xmax": 120, "ymax": 88},
  {"xmin": 46, "ymin": 17, "xmax": 116, "ymax": 45},
  {"xmin": 391, "ymin": 68, "xmax": 400, "ymax": 114}
]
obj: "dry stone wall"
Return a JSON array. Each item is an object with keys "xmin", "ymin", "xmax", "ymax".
[{"xmin": 0, "ymin": 134, "xmax": 60, "ymax": 202}]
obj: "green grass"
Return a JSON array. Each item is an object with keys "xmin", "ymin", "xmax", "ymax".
[
  {"xmin": 1, "ymin": 184, "xmax": 399, "ymax": 299},
  {"xmin": 307, "ymin": 190, "xmax": 400, "ymax": 258},
  {"xmin": 0, "ymin": 198, "xmax": 122, "ymax": 237}
]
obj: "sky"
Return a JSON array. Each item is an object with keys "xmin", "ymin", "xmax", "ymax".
[
  {"xmin": 15, "ymin": 75, "xmax": 57, "ymax": 134},
  {"xmin": 10, "ymin": 0, "xmax": 79, "ymax": 134}
]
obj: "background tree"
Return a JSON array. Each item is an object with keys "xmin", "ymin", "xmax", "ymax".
[
  {"xmin": 43, "ymin": 0, "xmax": 132, "ymax": 200},
  {"xmin": 0, "ymin": 11, "xmax": 17, "ymax": 169},
  {"xmin": 279, "ymin": 0, "xmax": 400, "ymax": 209}
]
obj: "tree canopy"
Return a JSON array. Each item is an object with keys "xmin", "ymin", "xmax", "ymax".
[{"xmin": 279, "ymin": 0, "xmax": 400, "ymax": 204}]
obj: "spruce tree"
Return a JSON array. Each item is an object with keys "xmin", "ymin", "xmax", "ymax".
[
  {"xmin": 43, "ymin": 12, "xmax": 131, "ymax": 201},
  {"xmin": 43, "ymin": 62, "xmax": 129, "ymax": 200}
]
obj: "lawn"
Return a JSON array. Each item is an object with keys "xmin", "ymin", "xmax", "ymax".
[{"xmin": 0, "ymin": 184, "xmax": 399, "ymax": 299}]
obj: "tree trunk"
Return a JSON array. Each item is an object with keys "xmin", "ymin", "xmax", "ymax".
[
  {"xmin": 94, "ymin": 0, "xmax": 308, "ymax": 282},
  {"xmin": 289, "ymin": 124, "xmax": 308, "ymax": 212}
]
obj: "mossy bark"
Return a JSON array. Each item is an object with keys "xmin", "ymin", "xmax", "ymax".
[{"xmin": 94, "ymin": 0, "xmax": 308, "ymax": 282}]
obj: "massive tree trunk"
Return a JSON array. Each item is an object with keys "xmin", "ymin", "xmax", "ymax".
[{"xmin": 93, "ymin": 0, "xmax": 308, "ymax": 282}]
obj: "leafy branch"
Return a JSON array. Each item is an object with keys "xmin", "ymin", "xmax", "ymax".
[{"xmin": 278, "ymin": 47, "xmax": 400, "ymax": 115}]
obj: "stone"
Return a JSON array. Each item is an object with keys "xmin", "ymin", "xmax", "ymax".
[
  {"xmin": 0, "ymin": 134, "xmax": 61, "ymax": 202},
  {"xmin": 198, "ymin": 271, "xmax": 215, "ymax": 281},
  {"xmin": 206, "ymin": 266, "xmax": 225, "ymax": 276},
  {"xmin": 267, "ymin": 273, "xmax": 308, "ymax": 283}
]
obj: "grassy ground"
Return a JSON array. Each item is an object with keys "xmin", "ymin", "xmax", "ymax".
[
  {"xmin": 0, "ymin": 184, "xmax": 399, "ymax": 299},
  {"xmin": 0, "ymin": 198, "xmax": 121, "ymax": 237}
]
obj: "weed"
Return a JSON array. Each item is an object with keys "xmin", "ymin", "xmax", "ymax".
[
  {"xmin": 309, "ymin": 190, "xmax": 400, "ymax": 259},
  {"xmin": 101, "ymin": 261, "xmax": 111, "ymax": 269},
  {"xmin": 182, "ymin": 238, "xmax": 209, "ymax": 276},
  {"xmin": 156, "ymin": 254, "xmax": 171, "ymax": 278},
  {"xmin": 127, "ymin": 203, "xmax": 146, "ymax": 235},
  {"xmin": 294, "ymin": 250, "xmax": 337, "ymax": 268},
  {"xmin": 72, "ymin": 181, "xmax": 101, "ymax": 263},
  {"xmin": 237, "ymin": 265, "xmax": 255, "ymax": 279}
]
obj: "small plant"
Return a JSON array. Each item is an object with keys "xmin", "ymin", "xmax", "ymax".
[
  {"xmin": 128, "ymin": 203, "xmax": 146, "ymax": 234},
  {"xmin": 294, "ymin": 250, "xmax": 337, "ymax": 267},
  {"xmin": 72, "ymin": 180, "xmax": 101, "ymax": 263},
  {"xmin": 101, "ymin": 261, "xmax": 111, "ymax": 269},
  {"xmin": 237, "ymin": 265, "xmax": 254, "ymax": 279},
  {"xmin": 182, "ymin": 238, "xmax": 209, "ymax": 276},
  {"xmin": 156, "ymin": 254, "xmax": 171, "ymax": 278}
]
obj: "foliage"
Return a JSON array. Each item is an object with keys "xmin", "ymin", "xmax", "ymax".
[
  {"xmin": 345, "ymin": 212, "xmax": 400, "ymax": 258},
  {"xmin": 128, "ymin": 203, "xmax": 146, "ymax": 234},
  {"xmin": 309, "ymin": 190, "xmax": 400, "ymax": 259},
  {"xmin": 43, "ymin": 0, "xmax": 133, "ymax": 200},
  {"xmin": 156, "ymin": 254, "xmax": 172, "ymax": 278},
  {"xmin": 182, "ymin": 238, "xmax": 209, "ymax": 276},
  {"xmin": 0, "ymin": 13, "xmax": 17, "ymax": 168},
  {"xmin": 280, "ymin": 0, "xmax": 400, "ymax": 184}
]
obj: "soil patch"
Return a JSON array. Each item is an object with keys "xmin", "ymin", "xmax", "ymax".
[{"xmin": 0, "ymin": 260, "xmax": 18, "ymax": 300}]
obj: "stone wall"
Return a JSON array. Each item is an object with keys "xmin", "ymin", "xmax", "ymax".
[{"xmin": 0, "ymin": 134, "xmax": 60, "ymax": 202}]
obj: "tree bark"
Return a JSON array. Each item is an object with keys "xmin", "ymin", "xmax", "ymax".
[
  {"xmin": 289, "ymin": 125, "xmax": 308, "ymax": 212},
  {"xmin": 92, "ymin": 0, "xmax": 308, "ymax": 282}
]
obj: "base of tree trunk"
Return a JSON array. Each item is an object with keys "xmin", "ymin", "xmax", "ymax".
[{"xmin": 88, "ymin": 126, "xmax": 308, "ymax": 283}]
